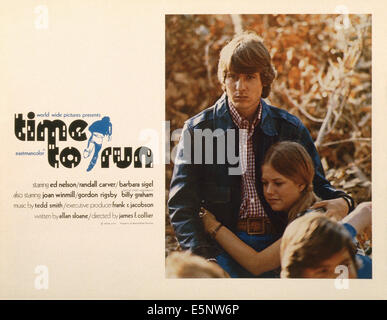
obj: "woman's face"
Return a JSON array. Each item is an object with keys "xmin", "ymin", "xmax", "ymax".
[{"xmin": 261, "ymin": 164, "xmax": 305, "ymax": 213}]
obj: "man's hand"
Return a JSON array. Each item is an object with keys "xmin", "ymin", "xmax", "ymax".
[{"xmin": 311, "ymin": 197, "xmax": 349, "ymax": 221}]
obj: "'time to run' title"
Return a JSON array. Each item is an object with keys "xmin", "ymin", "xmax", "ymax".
[{"xmin": 14, "ymin": 112, "xmax": 153, "ymax": 169}]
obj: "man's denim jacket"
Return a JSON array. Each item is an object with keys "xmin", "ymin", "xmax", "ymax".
[{"xmin": 168, "ymin": 94, "xmax": 352, "ymax": 259}]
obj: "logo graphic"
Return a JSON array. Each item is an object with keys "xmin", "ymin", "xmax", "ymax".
[
  {"xmin": 84, "ymin": 116, "xmax": 112, "ymax": 171},
  {"xmin": 14, "ymin": 112, "xmax": 153, "ymax": 169}
]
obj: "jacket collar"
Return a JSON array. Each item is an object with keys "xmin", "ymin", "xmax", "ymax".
[
  {"xmin": 214, "ymin": 93, "xmax": 278, "ymax": 136},
  {"xmin": 260, "ymin": 98, "xmax": 278, "ymax": 136},
  {"xmin": 214, "ymin": 93, "xmax": 236, "ymax": 130}
]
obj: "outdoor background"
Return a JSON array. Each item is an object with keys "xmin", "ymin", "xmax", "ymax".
[{"xmin": 165, "ymin": 14, "xmax": 372, "ymax": 256}]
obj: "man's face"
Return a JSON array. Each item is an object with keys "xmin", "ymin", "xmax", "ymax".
[
  {"xmin": 225, "ymin": 71, "xmax": 262, "ymax": 119},
  {"xmin": 301, "ymin": 248, "xmax": 358, "ymax": 279}
]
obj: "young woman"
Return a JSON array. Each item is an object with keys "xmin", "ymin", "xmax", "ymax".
[{"xmin": 201, "ymin": 141, "xmax": 318, "ymax": 277}]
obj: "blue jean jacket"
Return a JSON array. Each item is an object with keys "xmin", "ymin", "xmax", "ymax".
[{"xmin": 168, "ymin": 94, "xmax": 351, "ymax": 259}]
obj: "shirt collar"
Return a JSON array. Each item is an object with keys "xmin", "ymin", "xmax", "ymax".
[{"xmin": 228, "ymin": 99, "xmax": 262, "ymax": 129}]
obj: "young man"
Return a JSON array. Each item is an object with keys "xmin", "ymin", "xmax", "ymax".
[{"xmin": 168, "ymin": 32, "xmax": 354, "ymax": 277}]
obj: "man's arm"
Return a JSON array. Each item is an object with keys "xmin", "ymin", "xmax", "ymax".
[
  {"xmin": 296, "ymin": 122, "xmax": 354, "ymax": 218},
  {"xmin": 168, "ymin": 123, "xmax": 216, "ymax": 259}
]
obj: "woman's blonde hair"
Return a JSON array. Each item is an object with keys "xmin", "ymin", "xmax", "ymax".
[
  {"xmin": 263, "ymin": 141, "xmax": 317, "ymax": 222},
  {"xmin": 280, "ymin": 212, "xmax": 357, "ymax": 278}
]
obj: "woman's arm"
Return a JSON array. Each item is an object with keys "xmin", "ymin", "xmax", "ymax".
[
  {"xmin": 202, "ymin": 210, "xmax": 281, "ymax": 275},
  {"xmin": 215, "ymin": 226, "xmax": 281, "ymax": 276}
]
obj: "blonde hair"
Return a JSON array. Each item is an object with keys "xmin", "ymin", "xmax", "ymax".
[
  {"xmin": 217, "ymin": 31, "xmax": 275, "ymax": 98},
  {"xmin": 165, "ymin": 251, "xmax": 230, "ymax": 278},
  {"xmin": 263, "ymin": 141, "xmax": 317, "ymax": 222},
  {"xmin": 280, "ymin": 212, "xmax": 357, "ymax": 278}
]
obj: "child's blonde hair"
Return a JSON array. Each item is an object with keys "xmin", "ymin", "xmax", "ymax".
[{"xmin": 166, "ymin": 251, "xmax": 229, "ymax": 278}]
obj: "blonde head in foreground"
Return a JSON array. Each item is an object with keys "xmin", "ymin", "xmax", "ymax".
[
  {"xmin": 166, "ymin": 251, "xmax": 230, "ymax": 278},
  {"xmin": 280, "ymin": 212, "xmax": 358, "ymax": 278}
]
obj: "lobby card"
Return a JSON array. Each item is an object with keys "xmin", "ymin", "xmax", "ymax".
[{"xmin": 0, "ymin": 0, "xmax": 386, "ymax": 300}]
